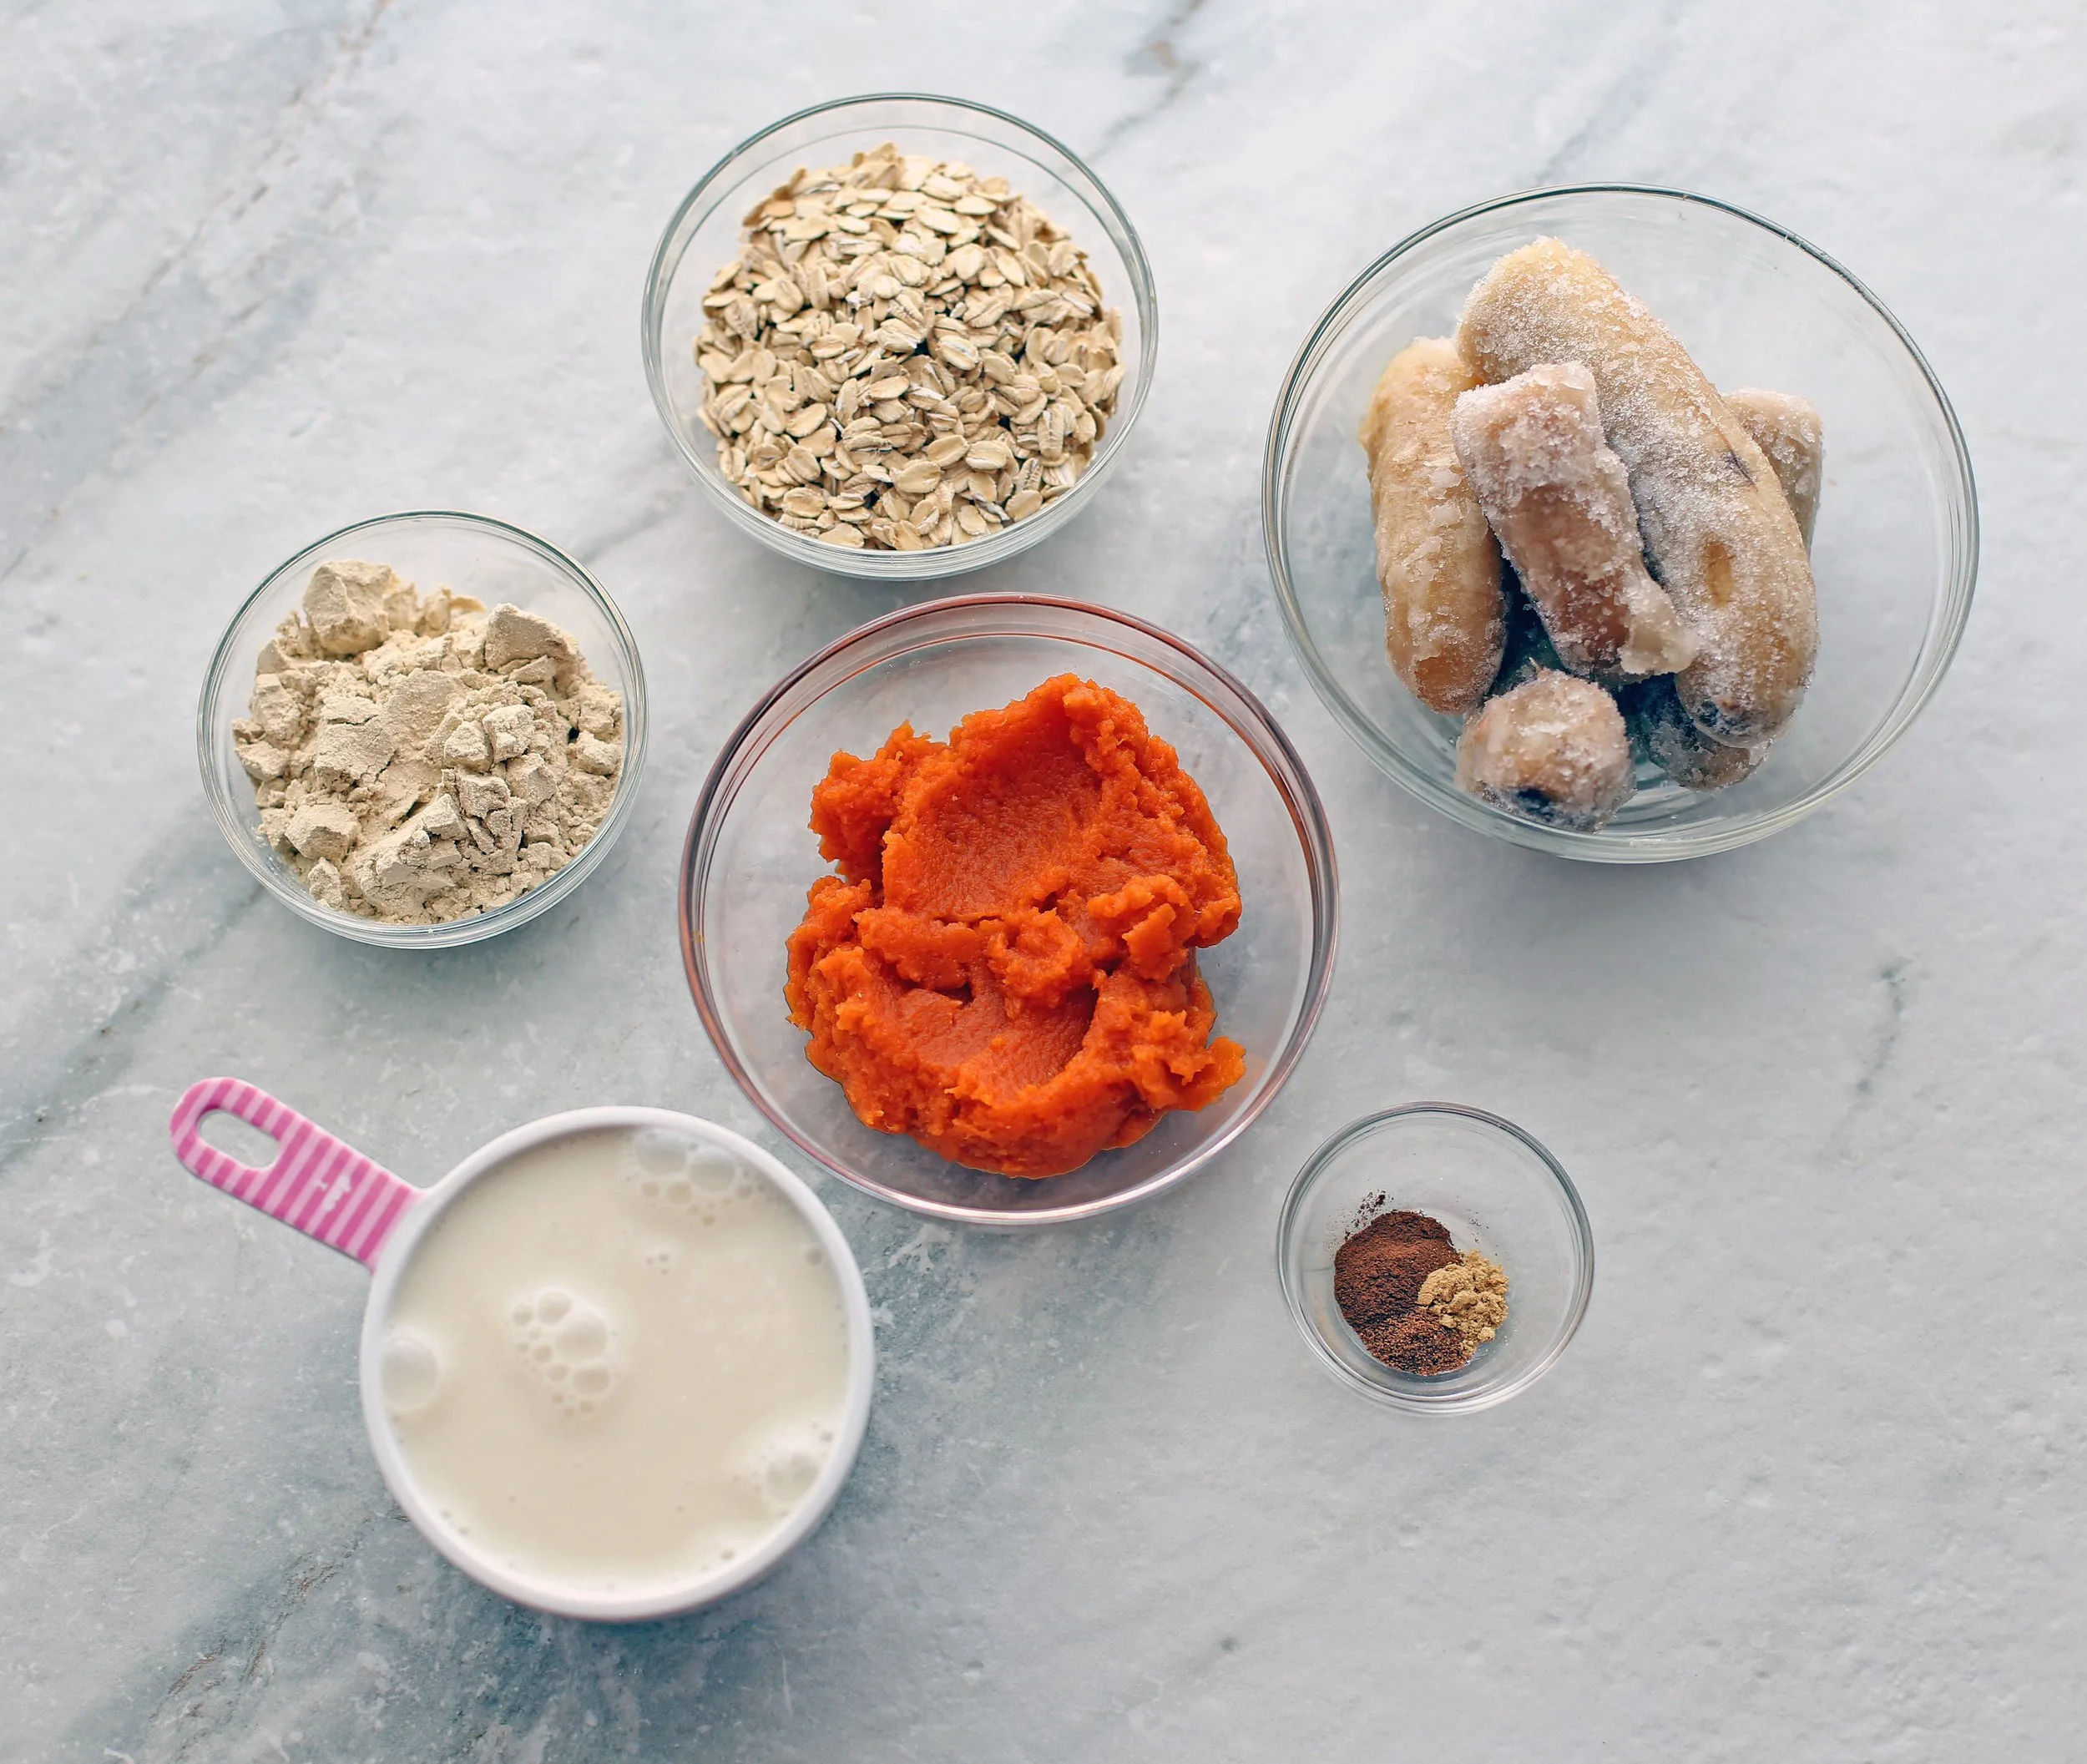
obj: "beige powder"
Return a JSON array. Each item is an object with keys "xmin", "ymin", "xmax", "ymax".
[
  {"xmin": 234, "ymin": 559, "xmax": 624, "ymax": 926},
  {"xmin": 1416, "ymin": 1251, "xmax": 1510, "ymax": 1353}
]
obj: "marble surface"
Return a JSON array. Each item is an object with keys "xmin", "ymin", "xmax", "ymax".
[{"xmin": 3, "ymin": 3, "xmax": 2081, "ymax": 1758}]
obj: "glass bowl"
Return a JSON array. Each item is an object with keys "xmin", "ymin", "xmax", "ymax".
[
  {"xmin": 1265, "ymin": 184, "xmax": 1978, "ymax": 862},
  {"xmin": 1277, "ymin": 1104, "xmax": 1594, "ymax": 1413},
  {"xmin": 199, "ymin": 511, "xmax": 648, "ymax": 949},
  {"xmin": 642, "ymin": 94, "xmax": 1157, "ymax": 582},
  {"xmin": 678, "ymin": 594, "xmax": 1337, "ymax": 1226}
]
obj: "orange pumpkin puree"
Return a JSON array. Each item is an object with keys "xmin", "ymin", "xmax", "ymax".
[{"xmin": 785, "ymin": 675, "xmax": 1246, "ymax": 1178}]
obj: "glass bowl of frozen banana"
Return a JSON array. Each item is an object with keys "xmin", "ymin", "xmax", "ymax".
[{"xmin": 1264, "ymin": 184, "xmax": 1977, "ymax": 861}]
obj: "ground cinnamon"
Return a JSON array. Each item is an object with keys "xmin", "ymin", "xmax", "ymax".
[{"xmin": 1332, "ymin": 1203, "xmax": 1483, "ymax": 1377}]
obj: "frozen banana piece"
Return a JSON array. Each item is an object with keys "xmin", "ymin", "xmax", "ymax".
[
  {"xmin": 1458, "ymin": 240, "xmax": 1817, "ymax": 746},
  {"xmin": 1358, "ymin": 337, "xmax": 1505, "ymax": 715},
  {"xmin": 1621, "ymin": 676, "xmax": 1769, "ymax": 792},
  {"xmin": 1726, "ymin": 388, "xmax": 1823, "ymax": 549},
  {"xmin": 1455, "ymin": 669, "xmax": 1635, "ymax": 831},
  {"xmin": 1452, "ymin": 362, "xmax": 1698, "ymax": 680}
]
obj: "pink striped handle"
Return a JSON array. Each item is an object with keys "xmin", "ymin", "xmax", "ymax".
[{"xmin": 169, "ymin": 1078, "xmax": 419, "ymax": 1270}]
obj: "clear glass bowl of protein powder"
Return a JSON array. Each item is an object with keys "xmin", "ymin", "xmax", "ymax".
[
  {"xmin": 1278, "ymin": 1104, "xmax": 1594, "ymax": 1413},
  {"xmin": 199, "ymin": 511, "xmax": 649, "ymax": 949}
]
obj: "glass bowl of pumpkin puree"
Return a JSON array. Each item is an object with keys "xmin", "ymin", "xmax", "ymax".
[{"xmin": 680, "ymin": 594, "xmax": 1338, "ymax": 1226}]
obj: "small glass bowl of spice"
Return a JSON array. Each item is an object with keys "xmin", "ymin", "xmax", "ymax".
[
  {"xmin": 642, "ymin": 94, "xmax": 1156, "ymax": 579},
  {"xmin": 1277, "ymin": 1104, "xmax": 1593, "ymax": 1413},
  {"xmin": 199, "ymin": 512, "xmax": 647, "ymax": 949}
]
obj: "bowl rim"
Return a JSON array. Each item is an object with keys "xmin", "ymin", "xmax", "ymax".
[
  {"xmin": 678, "ymin": 590, "xmax": 1341, "ymax": 1226},
  {"xmin": 197, "ymin": 508, "xmax": 649, "ymax": 949},
  {"xmin": 1262, "ymin": 180, "xmax": 1980, "ymax": 862},
  {"xmin": 1276, "ymin": 1101, "xmax": 1595, "ymax": 1414},
  {"xmin": 640, "ymin": 90, "xmax": 1160, "ymax": 582},
  {"xmin": 358, "ymin": 1104, "xmax": 875, "ymax": 1622}
]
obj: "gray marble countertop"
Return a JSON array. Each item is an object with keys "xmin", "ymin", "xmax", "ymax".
[{"xmin": 4, "ymin": 3, "xmax": 2081, "ymax": 1759}]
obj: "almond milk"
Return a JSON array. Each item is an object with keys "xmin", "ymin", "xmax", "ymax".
[{"xmin": 379, "ymin": 1125, "xmax": 849, "ymax": 1595}]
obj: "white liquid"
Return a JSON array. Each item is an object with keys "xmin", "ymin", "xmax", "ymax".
[{"xmin": 381, "ymin": 1126, "xmax": 850, "ymax": 1593}]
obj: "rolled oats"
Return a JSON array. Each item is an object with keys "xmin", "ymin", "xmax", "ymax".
[{"xmin": 693, "ymin": 143, "xmax": 1125, "ymax": 553}]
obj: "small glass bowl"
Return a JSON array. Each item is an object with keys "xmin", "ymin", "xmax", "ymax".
[
  {"xmin": 1265, "ymin": 184, "xmax": 1978, "ymax": 862},
  {"xmin": 199, "ymin": 511, "xmax": 648, "ymax": 949},
  {"xmin": 642, "ymin": 94, "xmax": 1157, "ymax": 582},
  {"xmin": 1277, "ymin": 1105, "xmax": 1594, "ymax": 1413},
  {"xmin": 678, "ymin": 594, "xmax": 1338, "ymax": 1227}
]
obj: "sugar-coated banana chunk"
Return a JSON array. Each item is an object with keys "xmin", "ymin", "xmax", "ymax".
[
  {"xmin": 1725, "ymin": 388, "xmax": 1823, "ymax": 550},
  {"xmin": 1620, "ymin": 676, "xmax": 1769, "ymax": 792},
  {"xmin": 1457, "ymin": 240, "xmax": 1817, "ymax": 746},
  {"xmin": 1455, "ymin": 669, "xmax": 1635, "ymax": 830},
  {"xmin": 1452, "ymin": 362, "xmax": 1698, "ymax": 680},
  {"xmin": 1358, "ymin": 337, "xmax": 1505, "ymax": 715}
]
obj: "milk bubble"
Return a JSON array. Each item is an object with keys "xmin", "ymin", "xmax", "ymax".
[
  {"xmin": 631, "ymin": 1129, "xmax": 690, "ymax": 1178},
  {"xmin": 689, "ymin": 1149, "xmax": 740, "ymax": 1195},
  {"xmin": 508, "ymin": 1286, "xmax": 619, "ymax": 1416},
  {"xmin": 764, "ymin": 1449, "xmax": 819, "ymax": 1509},
  {"xmin": 628, "ymin": 1130, "xmax": 747, "ymax": 1215},
  {"xmin": 380, "ymin": 1328, "xmax": 442, "ymax": 1414},
  {"xmin": 556, "ymin": 1311, "xmax": 609, "ymax": 1359},
  {"xmin": 738, "ymin": 1418, "xmax": 836, "ymax": 1517}
]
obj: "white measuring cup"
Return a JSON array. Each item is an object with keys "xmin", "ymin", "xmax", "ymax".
[{"xmin": 168, "ymin": 1076, "xmax": 875, "ymax": 1621}]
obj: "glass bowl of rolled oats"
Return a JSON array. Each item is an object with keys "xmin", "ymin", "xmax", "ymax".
[{"xmin": 643, "ymin": 94, "xmax": 1156, "ymax": 579}]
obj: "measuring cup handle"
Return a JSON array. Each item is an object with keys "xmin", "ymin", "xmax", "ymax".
[{"xmin": 169, "ymin": 1078, "xmax": 418, "ymax": 1270}]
